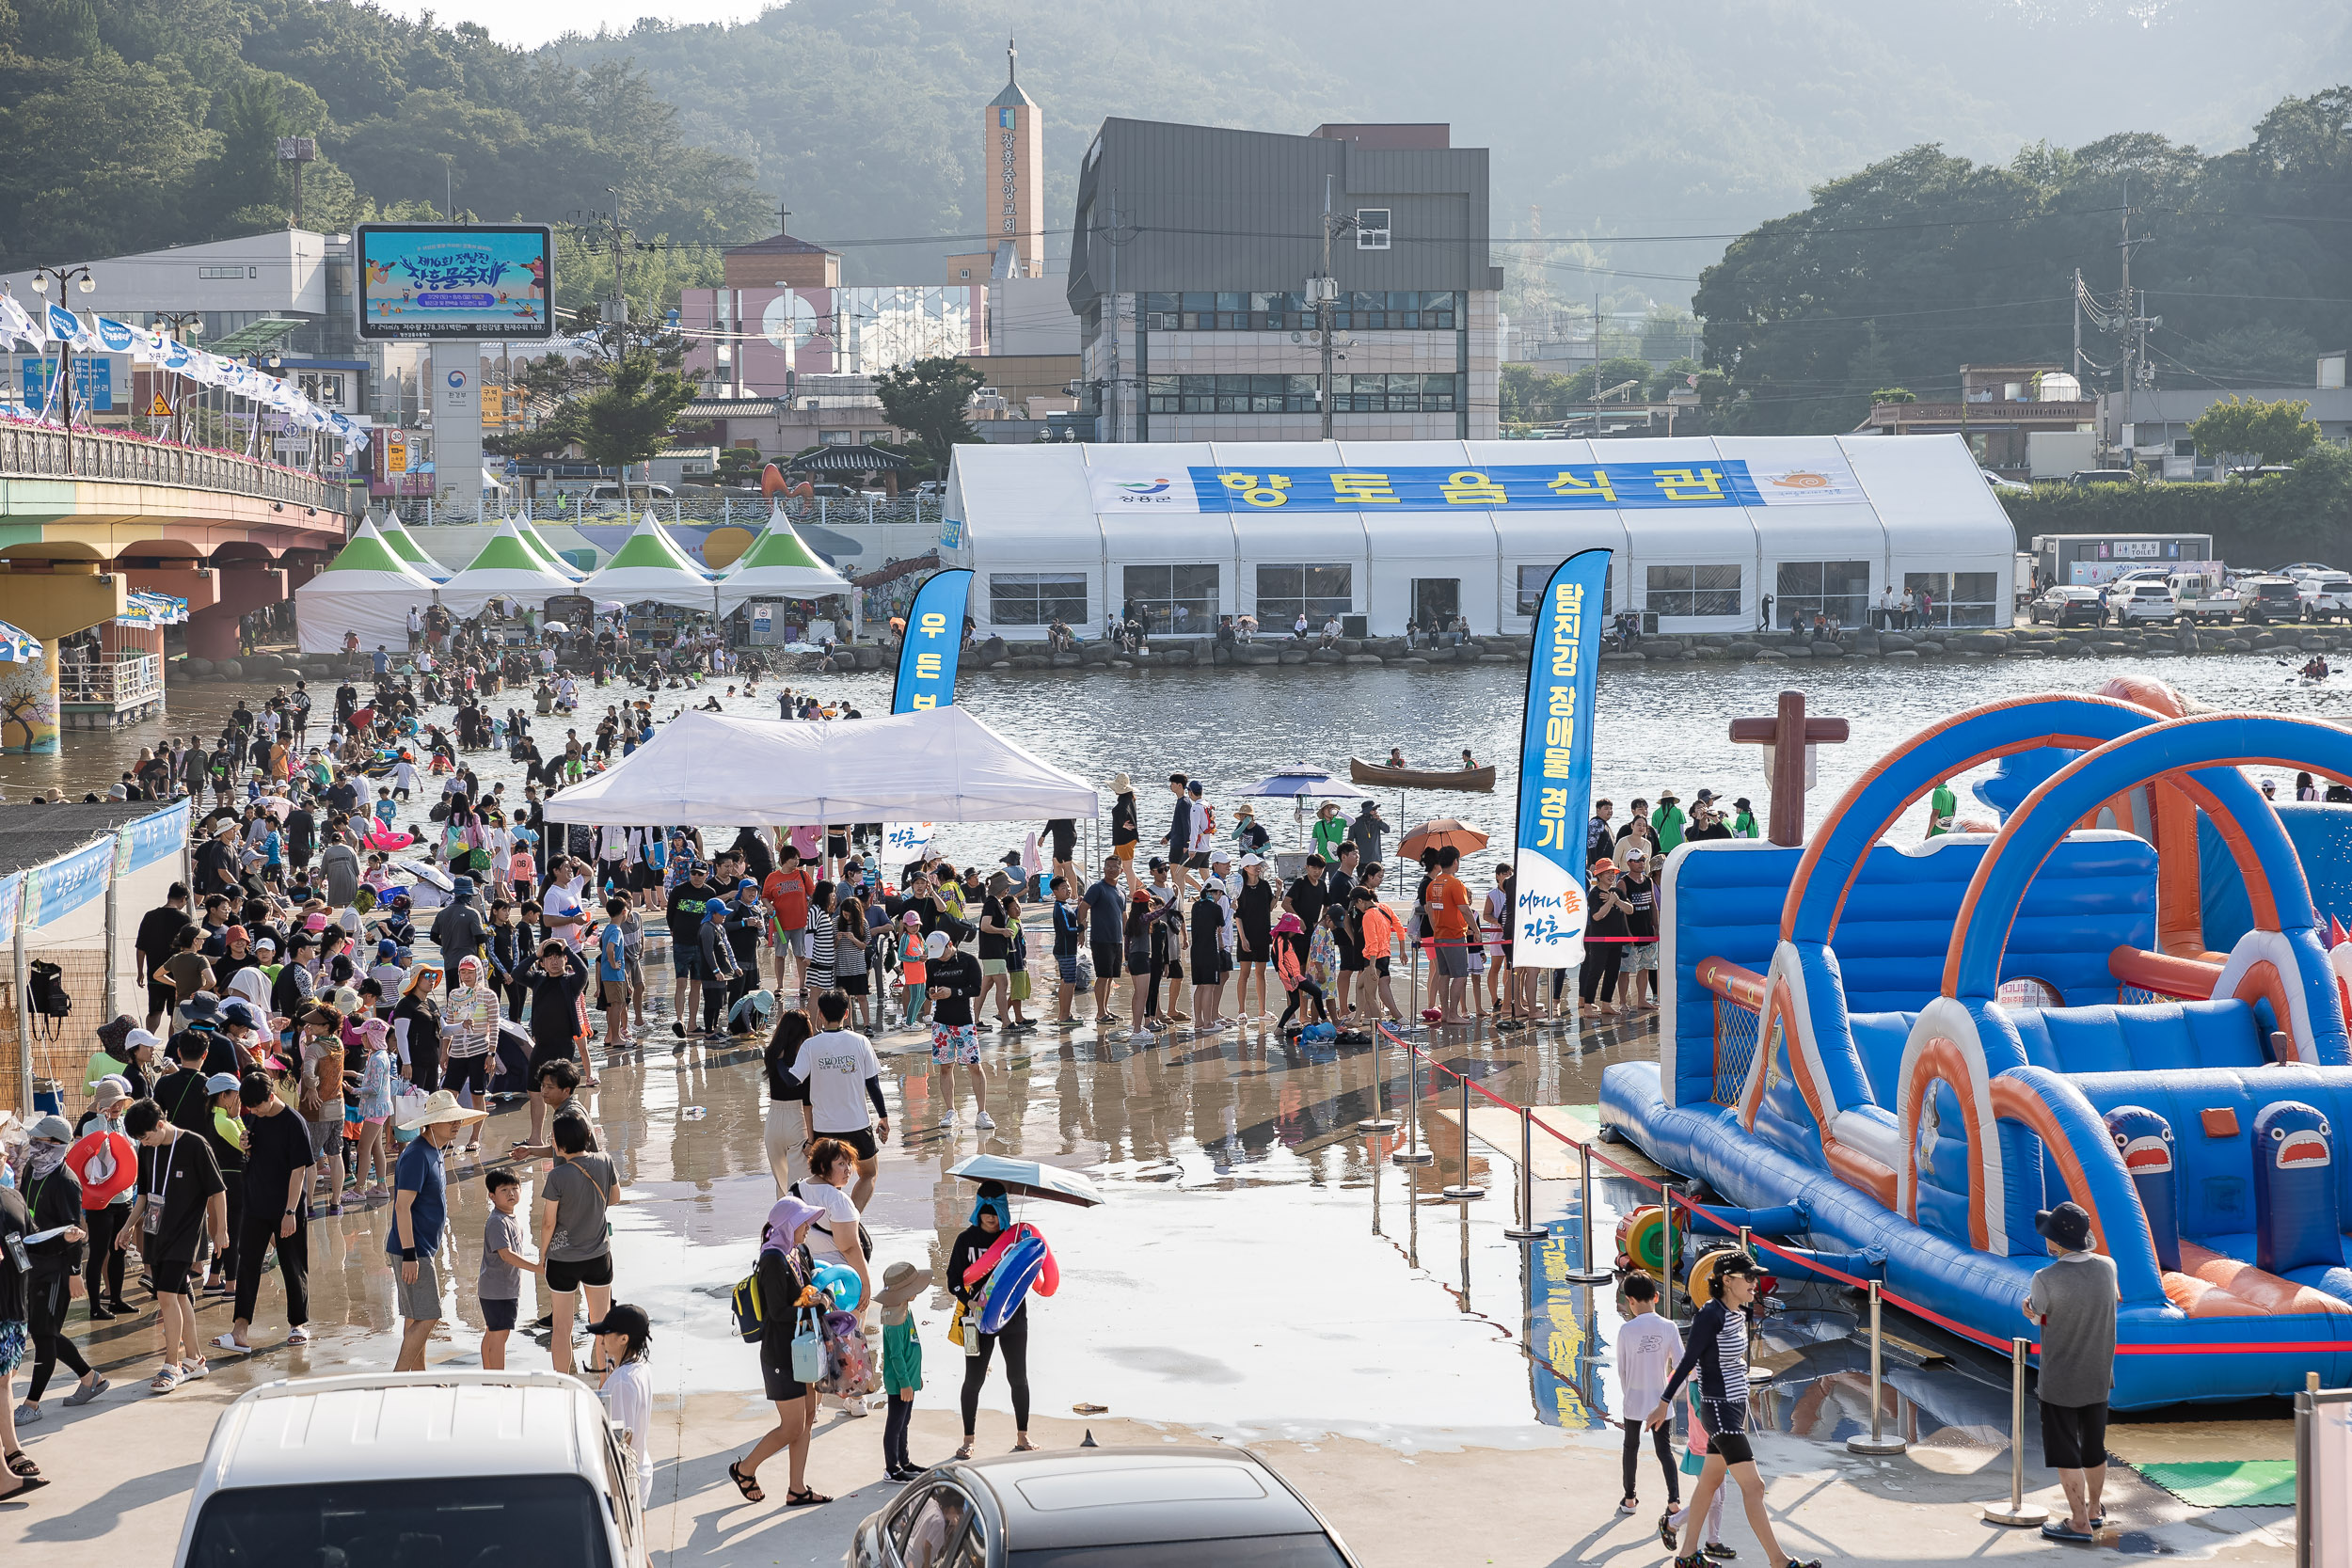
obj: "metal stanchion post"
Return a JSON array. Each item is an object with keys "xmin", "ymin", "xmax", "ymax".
[
  {"xmin": 1503, "ymin": 1105, "xmax": 1545, "ymax": 1240},
  {"xmin": 1982, "ymin": 1337, "xmax": 2049, "ymax": 1526},
  {"xmin": 1660, "ymin": 1180, "xmax": 1677, "ymax": 1323},
  {"xmin": 1738, "ymin": 1224, "xmax": 1773, "ymax": 1386},
  {"xmin": 1846, "ymin": 1281, "xmax": 1906, "ymax": 1455},
  {"xmin": 1391, "ymin": 1042, "xmax": 1433, "ymax": 1166},
  {"xmin": 1441, "ymin": 1066, "xmax": 1484, "ymax": 1201},
  {"xmin": 1359, "ymin": 1027, "xmax": 1397, "ymax": 1133},
  {"xmin": 1559, "ymin": 1138, "xmax": 1612, "ymax": 1283}
]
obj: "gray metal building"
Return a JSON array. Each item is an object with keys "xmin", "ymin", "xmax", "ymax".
[{"xmin": 1067, "ymin": 119, "xmax": 1503, "ymax": 442}]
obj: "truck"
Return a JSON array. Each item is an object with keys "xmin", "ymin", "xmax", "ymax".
[
  {"xmin": 2026, "ymin": 430, "xmax": 2099, "ymax": 481},
  {"xmin": 2168, "ymin": 567, "xmax": 2238, "ymax": 625}
]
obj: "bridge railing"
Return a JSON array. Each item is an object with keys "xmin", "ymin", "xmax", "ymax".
[{"xmin": 0, "ymin": 423, "xmax": 343, "ymax": 513}]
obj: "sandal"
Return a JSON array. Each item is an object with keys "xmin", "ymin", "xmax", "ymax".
[
  {"xmin": 954, "ymin": 1439, "xmax": 975, "ymax": 1460},
  {"xmin": 0, "ymin": 1472, "xmax": 49, "ymax": 1499},
  {"xmin": 785, "ymin": 1487, "xmax": 832, "ymax": 1508},
  {"xmin": 1010, "ymin": 1439, "xmax": 1037, "ymax": 1452},
  {"xmin": 5, "ymin": 1450, "xmax": 37, "ymax": 1478},
  {"xmin": 726, "ymin": 1460, "xmax": 764, "ymax": 1503}
]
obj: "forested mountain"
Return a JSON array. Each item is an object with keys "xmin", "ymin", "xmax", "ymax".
[
  {"xmin": 1694, "ymin": 89, "xmax": 2352, "ymax": 433},
  {"xmin": 2, "ymin": 0, "xmax": 2347, "ymax": 431}
]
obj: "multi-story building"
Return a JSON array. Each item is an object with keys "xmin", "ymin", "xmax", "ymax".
[
  {"xmin": 1861, "ymin": 364, "xmax": 2097, "ymax": 481},
  {"xmin": 1067, "ymin": 119, "xmax": 1502, "ymax": 442}
]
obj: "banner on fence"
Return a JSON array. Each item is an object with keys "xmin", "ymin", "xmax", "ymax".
[{"xmin": 1512, "ymin": 549, "xmax": 1609, "ymax": 969}]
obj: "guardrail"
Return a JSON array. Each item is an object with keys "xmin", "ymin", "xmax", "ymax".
[
  {"xmin": 384, "ymin": 494, "xmax": 944, "ymax": 530},
  {"xmin": 0, "ymin": 423, "xmax": 342, "ymax": 513},
  {"xmin": 59, "ymin": 653, "xmax": 161, "ymax": 705}
]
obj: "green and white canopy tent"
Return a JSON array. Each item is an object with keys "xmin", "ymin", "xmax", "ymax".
[
  {"xmin": 436, "ymin": 517, "xmax": 578, "ymax": 616},
  {"xmin": 582, "ymin": 510, "xmax": 718, "ymax": 612},
  {"xmin": 514, "ymin": 510, "xmax": 587, "ymax": 580},
  {"xmin": 714, "ymin": 503, "xmax": 854, "ymax": 616},
  {"xmin": 292, "ymin": 517, "xmax": 440, "ymax": 653},
  {"xmin": 373, "ymin": 507, "xmax": 451, "ymax": 582}
]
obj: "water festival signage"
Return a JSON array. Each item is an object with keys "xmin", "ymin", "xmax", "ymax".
[
  {"xmin": 1512, "ymin": 549, "xmax": 1609, "ymax": 969},
  {"xmin": 357, "ymin": 223, "xmax": 553, "ymax": 341},
  {"xmin": 1085, "ymin": 456, "xmax": 1863, "ymax": 515},
  {"xmin": 893, "ymin": 568, "xmax": 974, "ymax": 713}
]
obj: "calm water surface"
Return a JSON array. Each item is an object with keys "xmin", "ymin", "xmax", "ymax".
[{"xmin": 0, "ymin": 653, "xmax": 2330, "ymax": 872}]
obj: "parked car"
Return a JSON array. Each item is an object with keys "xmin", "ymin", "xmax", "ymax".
[
  {"xmin": 2239, "ymin": 574, "xmax": 2309, "ymax": 625},
  {"xmin": 2277, "ymin": 562, "xmax": 2335, "ymax": 577},
  {"xmin": 586, "ymin": 483, "xmax": 675, "ymax": 503},
  {"xmin": 2028, "ymin": 586, "xmax": 2106, "ymax": 627},
  {"xmin": 2297, "ymin": 570, "xmax": 2352, "ymax": 623},
  {"xmin": 2111, "ymin": 578, "xmax": 2183, "ymax": 624},
  {"xmin": 846, "ymin": 1447, "xmax": 1361, "ymax": 1568},
  {"xmin": 2068, "ymin": 468, "xmax": 2138, "ymax": 487},
  {"xmin": 175, "ymin": 1371, "xmax": 644, "ymax": 1568},
  {"xmin": 914, "ymin": 479, "xmax": 948, "ymax": 498}
]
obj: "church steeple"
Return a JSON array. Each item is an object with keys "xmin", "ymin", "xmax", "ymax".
[{"xmin": 989, "ymin": 35, "xmax": 1036, "ymax": 108}]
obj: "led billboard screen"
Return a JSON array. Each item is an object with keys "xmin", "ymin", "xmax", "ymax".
[{"xmin": 356, "ymin": 224, "xmax": 552, "ymax": 341}]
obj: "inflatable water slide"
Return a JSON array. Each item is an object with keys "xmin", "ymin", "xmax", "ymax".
[{"xmin": 1600, "ymin": 682, "xmax": 2352, "ymax": 1407}]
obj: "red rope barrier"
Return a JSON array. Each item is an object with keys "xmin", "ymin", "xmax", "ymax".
[{"xmin": 1371, "ymin": 1022, "xmax": 2352, "ymax": 1359}]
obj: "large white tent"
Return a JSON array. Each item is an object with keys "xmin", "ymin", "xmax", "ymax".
[
  {"xmin": 539, "ymin": 705, "xmax": 1099, "ymax": 827},
  {"xmin": 435, "ymin": 517, "xmax": 578, "ymax": 616},
  {"xmin": 292, "ymin": 518, "xmax": 440, "ymax": 653},
  {"xmin": 714, "ymin": 505, "xmax": 854, "ymax": 614},
  {"xmin": 582, "ymin": 512, "xmax": 716, "ymax": 611},
  {"xmin": 940, "ymin": 435, "xmax": 2021, "ymax": 638},
  {"xmin": 373, "ymin": 508, "xmax": 451, "ymax": 582}
]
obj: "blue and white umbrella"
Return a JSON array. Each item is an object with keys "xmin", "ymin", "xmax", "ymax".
[
  {"xmin": 1240, "ymin": 765, "xmax": 1366, "ymax": 800},
  {"xmin": 0, "ymin": 620, "xmax": 41, "ymax": 662}
]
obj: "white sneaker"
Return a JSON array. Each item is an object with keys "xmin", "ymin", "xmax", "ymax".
[
  {"xmin": 975, "ymin": 1112, "xmax": 996, "ymax": 1130},
  {"xmin": 939, "ymin": 1109, "xmax": 956, "ymax": 1125}
]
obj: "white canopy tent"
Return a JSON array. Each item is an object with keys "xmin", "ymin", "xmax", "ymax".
[
  {"xmin": 581, "ymin": 511, "xmax": 717, "ymax": 612},
  {"xmin": 435, "ymin": 517, "xmax": 578, "ymax": 617},
  {"xmin": 714, "ymin": 504, "xmax": 855, "ymax": 615},
  {"xmin": 539, "ymin": 705, "xmax": 1100, "ymax": 827},
  {"xmin": 373, "ymin": 508, "xmax": 451, "ymax": 582},
  {"xmin": 292, "ymin": 518, "xmax": 440, "ymax": 654}
]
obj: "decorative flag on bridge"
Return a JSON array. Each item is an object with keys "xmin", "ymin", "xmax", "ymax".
[
  {"xmin": 1511, "ymin": 549, "xmax": 1610, "ymax": 969},
  {"xmin": 891, "ymin": 568, "xmax": 974, "ymax": 714}
]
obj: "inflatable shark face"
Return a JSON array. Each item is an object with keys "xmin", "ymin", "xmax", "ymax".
[
  {"xmin": 2273, "ymin": 1121, "xmax": 2330, "ymax": 1171},
  {"xmin": 2252, "ymin": 1101, "xmax": 2343, "ymax": 1275},
  {"xmin": 2105, "ymin": 1105, "xmax": 2181, "ymax": 1274}
]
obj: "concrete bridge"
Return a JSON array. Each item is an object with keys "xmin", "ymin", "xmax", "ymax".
[{"xmin": 0, "ymin": 424, "xmax": 348, "ymax": 750}]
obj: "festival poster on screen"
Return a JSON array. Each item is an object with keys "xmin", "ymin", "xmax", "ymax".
[{"xmin": 357, "ymin": 225, "xmax": 552, "ymax": 341}]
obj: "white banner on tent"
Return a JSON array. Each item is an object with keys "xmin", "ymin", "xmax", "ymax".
[{"xmin": 881, "ymin": 823, "xmax": 936, "ymax": 859}]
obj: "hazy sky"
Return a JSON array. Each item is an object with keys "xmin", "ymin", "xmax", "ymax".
[{"xmin": 381, "ymin": 0, "xmax": 760, "ymax": 47}]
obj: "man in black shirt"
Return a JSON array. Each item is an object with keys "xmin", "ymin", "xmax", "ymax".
[
  {"xmin": 227, "ymin": 1071, "xmax": 313, "ymax": 1349},
  {"xmin": 924, "ymin": 928, "xmax": 992, "ymax": 1129},
  {"xmin": 1082, "ymin": 857, "xmax": 1127, "ymax": 1024},
  {"xmin": 1044, "ymin": 817, "xmax": 1077, "ymax": 893},
  {"xmin": 135, "ymin": 883, "xmax": 194, "ymax": 1032},
  {"xmin": 1326, "ymin": 844, "xmax": 1362, "ymax": 1017},
  {"xmin": 1286, "ymin": 854, "xmax": 1328, "ymax": 968},
  {"xmin": 666, "ymin": 862, "xmax": 715, "ymax": 1040},
  {"xmin": 122, "ymin": 1098, "xmax": 226, "ymax": 1385},
  {"xmin": 282, "ymin": 800, "xmax": 316, "ymax": 874},
  {"xmin": 1163, "ymin": 773, "xmax": 1195, "ymax": 898},
  {"xmin": 153, "ymin": 1028, "xmax": 218, "ymax": 1133}
]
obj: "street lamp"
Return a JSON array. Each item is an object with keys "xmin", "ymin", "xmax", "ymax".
[{"xmin": 28, "ymin": 264, "xmax": 97, "ymax": 461}]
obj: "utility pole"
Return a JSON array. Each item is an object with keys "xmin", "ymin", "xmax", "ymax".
[
  {"xmin": 1318, "ymin": 177, "xmax": 1337, "ymax": 440},
  {"xmin": 1591, "ymin": 293, "xmax": 1602, "ymax": 438},
  {"xmin": 2072, "ymin": 267, "xmax": 2083, "ymax": 391},
  {"xmin": 276, "ymin": 137, "xmax": 315, "ymax": 230}
]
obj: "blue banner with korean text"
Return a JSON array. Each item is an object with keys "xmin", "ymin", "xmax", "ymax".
[
  {"xmin": 1513, "ymin": 550, "xmax": 1609, "ymax": 970},
  {"xmin": 120, "ymin": 799, "xmax": 190, "ymax": 875},
  {"xmin": 29, "ymin": 836, "xmax": 115, "ymax": 929},
  {"xmin": 892, "ymin": 568, "xmax": 974, "ymax": 713},
  {"xmin": 1085, "ymin": 455, "xmax": 1863, "ymax": 515}
]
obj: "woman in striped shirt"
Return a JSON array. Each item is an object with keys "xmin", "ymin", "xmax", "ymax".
[{"xmin": 441, "ymin": 956, "xmax": 503, "ymax": 1150}]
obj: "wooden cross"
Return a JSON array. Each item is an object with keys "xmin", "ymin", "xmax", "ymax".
[{"xmin": 1729, "ymin": 689, "xmax": 1851, "ymax": 847}]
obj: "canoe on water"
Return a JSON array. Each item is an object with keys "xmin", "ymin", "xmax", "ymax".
[{"xmin": 1349, "ymin": 757, "xmax": 1496, "ymax": 792}]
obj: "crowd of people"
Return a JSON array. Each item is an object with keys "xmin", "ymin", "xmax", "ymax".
[{"xmin": 0, "ymin": 612, "xmax": 1831, "ymax": 1523}]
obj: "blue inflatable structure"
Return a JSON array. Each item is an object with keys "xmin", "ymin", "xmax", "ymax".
[{"xmin": 1600, "ymin": 690, "xmax": 2352, "ymax": 1408}]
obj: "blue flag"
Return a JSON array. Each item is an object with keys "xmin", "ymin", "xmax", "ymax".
[
  {"xmin": 1512, "ymin": 549, "xmax": 1609, "ymax": 969},
  {"xmin": 892, "ymin": 568, "xmax": 974, "ymax": 713}
]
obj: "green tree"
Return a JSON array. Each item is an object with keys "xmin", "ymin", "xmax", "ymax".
[
  {"xmin": 875, "ymin": 355, "xmax": 983, "ymax": 468},
  {"xmin": 2189, "ymin": 395, "xmax": 2321, "ymax": 468},
  {"xmin": 1872, "ymin": 388, "xmax": 1917, "ymax": 404},
  {"xmin": 564, "ymin": 349, "xmax": 693, "ymax": 500}
]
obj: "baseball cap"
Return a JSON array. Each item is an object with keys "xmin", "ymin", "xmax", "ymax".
[
  {"xmin": 739, "ymin": 877, "xmax": 758, "ymax": 890},
  {"xmin": 27, "ymin": 1114, "xmax": 71, "ymax": 1143},
  {"xmin": 924, "ymin": 930, "xmax": 950, "ymax": 959},
  {"xmin": 254, "ymin": 937, "xmax": 278, "ymax": 954},
  {"xmin": 378, "ymin": 938, "xmax": 399, "ymax": 958},
  {"xmin": 582, "ymin": 1303, "xmax": 650, "ymax": 1340},
  {"xmin": 204, "ymin": 1072, "xmax": 242, "ymax": 1097},
  {"xmin": 1239, "ymin": 853, "xmax": 1263, "ymax": 867}
]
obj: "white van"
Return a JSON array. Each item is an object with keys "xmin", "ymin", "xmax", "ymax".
[{"xmin": 172, "ymin": 1371, "xmax": 644, "ymax": 1568}]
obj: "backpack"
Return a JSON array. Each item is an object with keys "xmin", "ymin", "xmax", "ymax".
[{"xmin": 26, "ymin": 960, "xmax": 71, "ymax": 1037}]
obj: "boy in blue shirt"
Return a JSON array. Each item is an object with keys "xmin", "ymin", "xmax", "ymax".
[{"xmin": 598, "ymin": 896, "xmax": 631, "ymax": 1055}]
